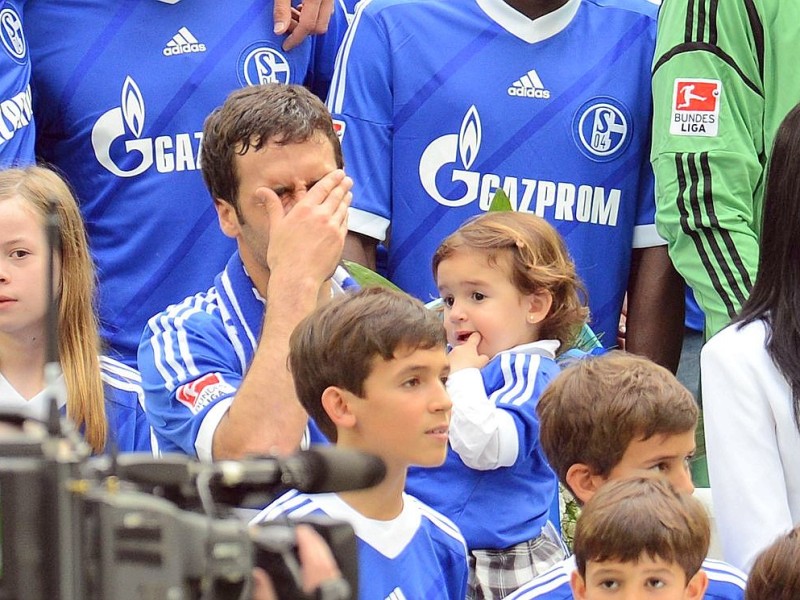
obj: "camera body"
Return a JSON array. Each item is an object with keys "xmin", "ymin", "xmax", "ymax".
[{"xmin": 0, "ymin": 414, "xmax": 367, "ymax": 600}]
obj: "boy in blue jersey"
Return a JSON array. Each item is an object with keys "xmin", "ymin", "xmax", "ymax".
[
  {"xmin": 138, "ymin": 84, "xmax": 352, "ymax": 460},
  {"xmin": 505, "ymin": 352, "xmax": 746, "ymax": 600},
  {"xmin": 253, "ymin": 287, "xmax": 469, "ymax": 600},
  {"xmin": 570, "ymin": 476, "xmax": 711, "ymax": 600},
  {"xmin": 333, "ymin": 0, "xmax": 684, "ymax": 371},
  {"xmin": 25, "ymin": 0, "xmax": 347, "ymax": 366}
]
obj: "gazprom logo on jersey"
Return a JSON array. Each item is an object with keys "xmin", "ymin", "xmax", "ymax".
[
  {"xmin": 419, "ymin": 106, "xmax": 620, "ymax": 226},
  {"xmin": 0, "ymin": 4, "xmax": 26, "ymax": 64},
  {"xmin": 572, "ymin": 97, "xmax": 631, "ymax": 163},
  {"xmin": 238, "ymin": 42, "xmax": 291, "ymax": 86},
  {"xmin": 91, "ymin": 76, "xmax": 203, "ymax": 177}
]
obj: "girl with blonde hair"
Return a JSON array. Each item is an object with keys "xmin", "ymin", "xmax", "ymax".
[{"xmin": 0, "ymin": 165, "xmax": 150, "ymax": 453}]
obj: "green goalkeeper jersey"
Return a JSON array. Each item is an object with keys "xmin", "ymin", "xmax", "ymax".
[{"xmin": 651, "ymin": 0, "xmax": 800, "ymax": 337}]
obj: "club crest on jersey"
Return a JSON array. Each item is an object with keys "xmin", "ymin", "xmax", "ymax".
[
  {"xmin": 91, "ymin": 76, "xmax": 203, "ymax": 177},
  {"xmin": 238, "ymin": 43, "xmax": 291, "ymax": 87},
  {"xmin": 0, "ymin": 3, "xmax": 26, "ymax": 63},
  {"xmin": 572, "ymin": 97, "xmax": 631, "ymax": 162},
  {"xmin": 670, "ymin": 78, "xmax": 721, "ymax": 137},
  {"xmin": 418, "ymin": 106, "xmax": 621, "ymax": 226},
  {"xmin": 176, "ymin": 373, "xmax": 236, "ymax": 415}
]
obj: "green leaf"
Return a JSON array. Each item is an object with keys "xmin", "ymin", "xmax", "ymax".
[
  {"xmin": 341, "ymin": 260, "xmax": 402, "ymax": 291},
  {"xmin": 574, "ymin": 323, "xmax": 604, "ymax": 351},
  {"xmin": 488, "ymin": 188, "xmax": 513, "ymax": 212}
]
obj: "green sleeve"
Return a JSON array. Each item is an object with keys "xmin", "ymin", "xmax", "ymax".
[{"xmin": 650, "ymin": 0, "xmax": 764, "ymax": 338}]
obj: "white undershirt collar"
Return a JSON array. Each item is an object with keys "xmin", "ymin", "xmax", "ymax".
[{"xmin": 475, "ymin": 0, "xmax": 581, "ymax": 44}]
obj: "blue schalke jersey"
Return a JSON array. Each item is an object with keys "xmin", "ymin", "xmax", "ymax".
[
  {"xmin": 0, "ymin": 0, "xmax": 34, "ymax": 166},
  {"xmin": 505, "ymin": 555, "xmax": 746, "ymax": 600},
  {"xmin": 0, "ymin": 355, "xmax": 152, "ymax": 454},
  {"xmin": 406, "ymin": 343, "xmax": 559, "ymax": 550},
  {"xmin": 26, "ymin": 0, "xmax": 346, "ymax": 364},
  {"xmin": 329, "ymin": 0, "xmax": 660, "ymax": 344},
  {"xmin": 255, "ymin": 491, "xmax": 469, "ymax": 600}
]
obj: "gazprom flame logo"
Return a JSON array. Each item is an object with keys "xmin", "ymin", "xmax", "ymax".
[
  {"xmin": 92, "ymin": 77, "xmax": 153, "ymax": 177},
  {"xmin": 419, "ymin": 106, "xmax": 482, "ymax": 207},
  {"xmin": 122, "ymin": 77, "xmax": 145, "ymax": 139}
]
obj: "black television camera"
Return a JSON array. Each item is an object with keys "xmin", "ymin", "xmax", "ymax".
[{"xmin": 0, "ymin": 409, "xmax": 384, "ymax": 600}]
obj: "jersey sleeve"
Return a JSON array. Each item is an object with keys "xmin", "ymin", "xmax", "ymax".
[
  {"xmin": 650, "ymin": 0, "xmax": 763, "ymax": 336},
  {"xmin": 138, "ymin": 305, "xmax": 242, "ymax": 460},
  {"xmin": 446, "ymin": 367, "xmax": 523, "ymax": 470},
  {"xmin": 479, "ymin": 353, "xmax": 560, "ymax": 466},
  {"xmin": 326, "ymin": 2, "xmax": 393, "ymax": 241},
  {"xmin": 99, "ymin": 357, "xmax": 154, "ymax": 454}
]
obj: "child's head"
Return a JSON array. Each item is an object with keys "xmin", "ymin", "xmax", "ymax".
[
  {"xmin": 0, "ymin": 165, "xmax": 96, "ymax": 336},
  {"xmin": 0, "ymin": 166, "xmax": 106, "ymax": 451},
  {"xmin": 289, "ymin": 287, "xmax": 451, "ymax": 468},
  {"xmin": 570, "ymin": 475, "xmax": 710, "ymax": 600},
  {"xmin": 433, "ymin": 211, "xmax": 587, "ymax": 358},
  {"xmin": 746, "ymin": 526, "xmax": 800, "ymax": 600},
  {"xmin": 537, "ymin": 351, "xmax": 698, "ymax": 503}
]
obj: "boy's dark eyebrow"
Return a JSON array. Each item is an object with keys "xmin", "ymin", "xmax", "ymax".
[
  {"xmin": 644, "ymin": 448, "xmax": 696, "ymax": 463},
  {"xmin": 396, "ymin": 362, "xmax": 449, "ymax": 378}
]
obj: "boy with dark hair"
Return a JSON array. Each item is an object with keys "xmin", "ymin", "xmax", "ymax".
[
  {"xmin": 253, "ymin": 287, "xmax": 469, "ymax": 600},
  {"xmin": 506, "ymin": 352, "xmax": 746, "ymax": 600},
  {"xmin": 570, "ymin": 476, "xmax": 710, "ymax": 600}
]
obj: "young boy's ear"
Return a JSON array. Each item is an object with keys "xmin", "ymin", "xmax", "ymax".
[
  {"xmin": 684, "ymin": 569, "xmax": 708, "ymax": 600},
  {"xmin": 570, "ymin": 569, "xmax": 588, "ymax": 600},
  {"xmin": 321, "ymin": 386, "xmax": 357, "ymax": 430},
  {"xmin": 565, "ymin": 463, "xmax": 606, "ymax": 505},
  {"xmin": 526, "ymin": 289, "xmax": 553, "ymax": 325}
]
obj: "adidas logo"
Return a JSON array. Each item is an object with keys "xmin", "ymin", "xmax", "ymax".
[
  {"xmin": 507, "ymin": 69, "xmax": 551, "ymax": 99},
  {"xmin": 162, "ymin": 27, "xmax": 206, "ymax": 56}
]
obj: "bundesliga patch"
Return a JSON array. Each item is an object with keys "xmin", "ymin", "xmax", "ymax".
[
  {"xmin": 332, "ymin": 119, "xmax": 346, "ymax": 141},
  {"xmin": 670, "ymin": 79, "xmax": 721, "ymax": 137},
  {"xmin": 176, "ymin": 372, "xmax": 236, "ymax": 415}
]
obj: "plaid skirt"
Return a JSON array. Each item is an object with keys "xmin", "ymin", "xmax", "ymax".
[{"xmin": 467, "ymin": 522, "xmax": 567, "ymax": 599}]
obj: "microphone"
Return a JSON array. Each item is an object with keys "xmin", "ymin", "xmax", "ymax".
[
  {"xmin": 100, "ymin": 447, "xmax": 386, "ymax": 508},
  {"xmin": 217, "ymin": 446, "xmax": 387, "ymax": 494},
  {"xmin": 44, "ymin": 198, "xmax": 66, "ymax": 437}
]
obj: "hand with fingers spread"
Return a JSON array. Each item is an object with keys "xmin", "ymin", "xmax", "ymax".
[
  {"xmin": 261, "ymin": 169, "xmax": 353, "ymax": 290},
  {"xmin": 274, "ymin": 0, "xmax": 334, "ymax": 51},
  {"xmin": 447, "ymin": 332, "xmax": 489, "ymax": 373}
]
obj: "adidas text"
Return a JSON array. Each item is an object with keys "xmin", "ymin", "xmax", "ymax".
[
  {"xmin": 163, "ymin": 27, "xmax": 206, "ymax": 56},
  {"xmin": 508, "ymin": 86, "xmax": 550, "ymax": 99},
  {"xmin": 164, "ymin": 42, "xmax": 206, "ymax": 56}
]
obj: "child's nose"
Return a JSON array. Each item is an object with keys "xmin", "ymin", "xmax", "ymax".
[
  {"xmin": 432, "ymin": 379, "xmax": 452, "ymax": 412},
  {"xmin": 670, "ymin": 464, "xmax": 695, "ymax": 495},
  {"xmin": 448, "ymin": 299, "xmax": 466, "ymax": 321}
]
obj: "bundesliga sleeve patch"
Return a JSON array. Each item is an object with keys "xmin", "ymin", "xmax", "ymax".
[
  {"xmin": 670, "ymin": 79, "xmax": 722, "ymax": 137},
  {"xmin": 176, "ymin": 373, "xmax": 236, "ymax": 415},
  {"xmin": 332, "ymin": 119, "xmax": 346, "ymax": 141}
]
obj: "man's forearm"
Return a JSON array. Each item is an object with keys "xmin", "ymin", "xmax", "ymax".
[
  {"xmin": 625, "ymin": 245, "xmax": 684, "ymax": 373},
  {"xmin": 212, "ymin": 275, "xmax": 321, "ymax": 459},
  {"xmin": 342, "ymin": 231, "xmax": 377, "ymax": 271}
]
